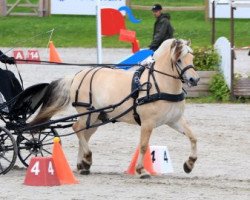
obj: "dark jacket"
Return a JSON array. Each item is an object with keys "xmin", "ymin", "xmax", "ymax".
[
  {"xmin": 0, "ymin": 68, "xmax": 23, "ymax": 102},
  {"xmin": 149, "ymin": 13, "xmax": 174, "ymax": 51}
]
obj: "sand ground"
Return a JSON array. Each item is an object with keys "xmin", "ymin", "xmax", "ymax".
[{"xmin": 0, "ymin": 48, "xmax": 249, "ymax": 200}]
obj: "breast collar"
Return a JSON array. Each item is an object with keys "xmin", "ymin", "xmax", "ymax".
[{"xmin": 131, "ymin": 62, "xmax": 185, "ymax": 125}]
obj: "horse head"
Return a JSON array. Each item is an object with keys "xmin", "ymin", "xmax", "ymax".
[{"xmin": 170, "ymin": 39, "xmax": 200, "ymax": 86}]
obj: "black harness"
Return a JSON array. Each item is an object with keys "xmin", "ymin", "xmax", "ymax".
[
  {"xmin": 72, "ymin": 61, "xmax": 194, "ymax": 128},
  {"xmin": 130, "ymin": 62, "xmax": 188, "ymax": 125}
]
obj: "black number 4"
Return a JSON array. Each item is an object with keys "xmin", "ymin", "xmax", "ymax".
[{"xmin": 164, "ymin": 151, "xmax": 168, "ymax": 162}]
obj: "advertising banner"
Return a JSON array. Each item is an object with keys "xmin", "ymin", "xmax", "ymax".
[{"xmin": 51, "ymin": 0, "xmax": 126, "ymax": 15}]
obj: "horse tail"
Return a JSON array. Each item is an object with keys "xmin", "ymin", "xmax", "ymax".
[{"xmin": 30, "ymin": 76, "xmax": 73, "ymax": 126}]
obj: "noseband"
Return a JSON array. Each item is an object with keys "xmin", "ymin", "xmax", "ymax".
[
  {"xmin": 175, "ymin": 62, "xmax": 195, "ymax": 83},
  {"xmin": 150, "ymin": 60, "xmax": 195, "ymax": 84}
]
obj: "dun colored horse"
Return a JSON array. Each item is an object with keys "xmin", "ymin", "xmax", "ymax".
[{"xmin": 31, "ymin": 39, "xmax": 200, "ymax": 178}]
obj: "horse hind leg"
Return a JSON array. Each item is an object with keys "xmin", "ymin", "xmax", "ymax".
[
  {"xmin": 73, "ymin": 117, "xmax": 98, "ymax": 175},
  {"xmin": 168, "ymin": 117, "xmax": 197, "ymax": 173},
  {"xmin": 136, "ymin": 124, "xmax": 153, "ymax": 179}
]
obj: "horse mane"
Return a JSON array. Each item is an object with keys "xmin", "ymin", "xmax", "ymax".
[{"xmin": 153, "ymin": 39, "xmax": 193, "ymax": 64}]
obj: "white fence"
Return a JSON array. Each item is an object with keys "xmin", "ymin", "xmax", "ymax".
[
  {"xmin": 209, "ymin": 0, "xmax": 250, "ymax": 19},
  {"xmin": 214, "ymin": 37, "xmax": 231, "ymax": 88}
]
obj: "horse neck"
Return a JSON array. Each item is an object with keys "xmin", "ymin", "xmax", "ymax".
[{"xmin": 152, "ymin": 53, "xmax": 183, "ymax": 94}]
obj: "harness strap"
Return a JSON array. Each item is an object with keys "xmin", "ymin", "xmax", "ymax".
[
  {"xmin": 151, "ymin": 64, "xmax": 160, "ymax": 93},
  {"xmin": 131, "ymin": 62, "xmax": 186, "ymax": 126},
  {"xmin": 85, "ymin": 68, "xmax": 103, "ymax": 128},
  {"xmin": 74, "ymin": 68, "xmax": 96, "ymax": 104},
  {"xmin": 72, "ymin": 67, "xmax": 103, "ymax": 129},
  {"xmin": 89, "ymin": 68, "xmax": 103, "ymax": 107},
  {"xmin": 131, "ymin": 66, "xmax": 146, "ymax": 126},
  {"xmin": 136, "ymin": 92, "xmax": 185, "ymax": 106}
]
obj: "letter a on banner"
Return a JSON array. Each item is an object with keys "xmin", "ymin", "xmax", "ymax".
[{"xmin": 13, "ymin": 50, "xmax": 26, "ymax": 64}]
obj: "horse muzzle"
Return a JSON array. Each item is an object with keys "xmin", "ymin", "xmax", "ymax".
[{"xmin": 187, "ymin": 77, "xmax": 200, "ymax": 86}]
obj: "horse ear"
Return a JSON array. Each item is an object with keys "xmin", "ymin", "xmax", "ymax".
[{"xmin": 171, "ymin": 40, "xmax": 177, "ymax": 49}]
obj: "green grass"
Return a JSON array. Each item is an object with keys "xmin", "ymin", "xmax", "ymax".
[
  {"xmin": 131, "ymin": 0, "xmax": 203, "ymax": 6},
  {"xmin": 0, "ymin": 5, "xmax": 249, "ymax": 48}
]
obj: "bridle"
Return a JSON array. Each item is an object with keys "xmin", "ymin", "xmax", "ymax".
[
  {"xmin": 175, "ymin": 61, "xmax": 195, "ymax": 83},
  {"xmin": 147, "ymin": 57, "xmax": 195, "ymax": 84}
]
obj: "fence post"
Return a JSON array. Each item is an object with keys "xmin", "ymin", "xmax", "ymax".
[
  {"xmin": 38, "ymin": 0, "xmax": 50, "ymax": 17},
  {"xmin": 204, "ymin": 0, "xmax": 209, "ymax": 21},
  {"xmin": 0, "ymin": 0, "xmax": 7, "ymax": 16},
  {"xmin": 126, "ymin": 0, "xmax": 131, "ymax": 7}
]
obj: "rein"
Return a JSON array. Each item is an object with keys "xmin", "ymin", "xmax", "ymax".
[
  {"xmin": 15, "ymin": 58, "xmax": 194, "ymax": 83},
  {"xmin": 19, "ymin": 56, "xmax": 193, "ymax": 129},
  {"xmin": 15, "ymin": 59, "xmax": 142, "ymax": 68}
]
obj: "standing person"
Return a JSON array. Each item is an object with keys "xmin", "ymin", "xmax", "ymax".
[{"xmin": 149, "ymin": 4, "xmax": 174, "ymax": 51}]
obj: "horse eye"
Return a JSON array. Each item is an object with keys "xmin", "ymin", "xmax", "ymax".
[{"xmin": 177, "ymin": 59, "xmax": 181, "ymax": 63}]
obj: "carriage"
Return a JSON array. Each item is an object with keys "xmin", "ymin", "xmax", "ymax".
[
  {"xmin": 0, "ymin": 66, "xmax": 77, "ymax": 174},
  {"xmin": 0, "ymin": 39, "xmax": 199, "ymax": 178}
]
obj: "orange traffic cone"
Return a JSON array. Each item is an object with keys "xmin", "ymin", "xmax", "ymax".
[
  {"xmin": 52, "ymin": 137, "xmax": 79, "ymax": 185},
  {"xmin": 24, "ymin": 157, "xmax": 60, "ymax": 186},
  {"xmin": 125, "ymin": 146, "xmax": 156, "ymax": 175},
  {"xmin": 49, "ymin": 41, "xmax": 62, "ymax": 63}
]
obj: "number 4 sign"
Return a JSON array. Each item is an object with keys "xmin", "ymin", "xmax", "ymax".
[
  {"xmin": 150, "ymin": 145, "xmax": 174, "ymax": 174},
  {"xmin": 30, "ymin": 160, "xmax": 54, "ymax": 176},
  {"xmin": 24, "ymin": 157, "xmax": 60, "ymax": 186}
]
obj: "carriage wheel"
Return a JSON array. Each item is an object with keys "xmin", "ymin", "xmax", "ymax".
[
  {"xmin": 16, "ymin": 129, "xmax": 59, "ymax": 167},
  {"xmin": 0, "ymin": 127, "xmax": 18, "ymax": 175}
]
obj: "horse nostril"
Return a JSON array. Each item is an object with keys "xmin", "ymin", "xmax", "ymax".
[{"xmin": 189, "ymin": 77, "xmax": 199, "ymax": 86}]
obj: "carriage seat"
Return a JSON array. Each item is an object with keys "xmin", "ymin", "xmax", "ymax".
[
  {"xmin": 0, "ymin": 68, "xmax": 49, "ymax": 121},
  {"xmin": 6, "ymin": 83, "xmax": 49, "ymax": 118}
]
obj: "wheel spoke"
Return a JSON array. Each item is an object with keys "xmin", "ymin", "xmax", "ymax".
[
  {"xmin": 0, "ymin": 154, "xmax": 12, "ymax": 163},
  {"xmin": 40, "ymin": 132, "xmax": 51, "ymax": 143},
  {"xmin": 42, "ymin": 148, "xmax": 51, "ymax": 155},
  {"xmin": 42, "ymin": 142, "xmax": 53, "ymax": 146},
  {"xmin": 19, "ymin": 135, "xmax": 32, "ymax": 142},
  {"xmin": 17, "ymin": 130, "xmax": 56, "ymax": 167},
  {"xmin": 23, "ymin": 152, "xmax": 33, "ymax": 162},
  {"xmin": 0, "ymin": 162, "xmax": 3, "ymax": 172}
]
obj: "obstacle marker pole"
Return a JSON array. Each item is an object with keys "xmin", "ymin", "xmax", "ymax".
[{"xmin": 96, "ymin": 0, "xmax": 102, "ymax": 64}]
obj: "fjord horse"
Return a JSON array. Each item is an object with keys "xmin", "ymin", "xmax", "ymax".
[{"xmin": 31, "ymin": 39, "xmax": 200, "ymax": 178}]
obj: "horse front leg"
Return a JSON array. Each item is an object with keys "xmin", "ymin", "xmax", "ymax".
[
  {"xmin": 136, "ymin": 123, "xmax": 153, "ymax": 179},
  {"xmin": 73, "ymin": 119, "xmax": 97, "ymax": 175},
  {"xmin": 168, "ymin": 117, "xmax": 197, "ymax": 173}
]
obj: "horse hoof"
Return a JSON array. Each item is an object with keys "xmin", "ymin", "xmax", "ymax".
[
  {"xmin": 183, "ymin": 162, "xmax": 192, "ymax": 174},
  {"xmin": 140, "ymin": 174, "xmax": 151, "ymax": 179},
  {"xmin": 80, "ymin": 169, "xmax": 90, "ymax": 175}
]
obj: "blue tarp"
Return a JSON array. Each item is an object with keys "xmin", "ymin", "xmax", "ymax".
[{"xmin": 117, "ymin": 49, "xmax": 153, "ymax": 70}]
